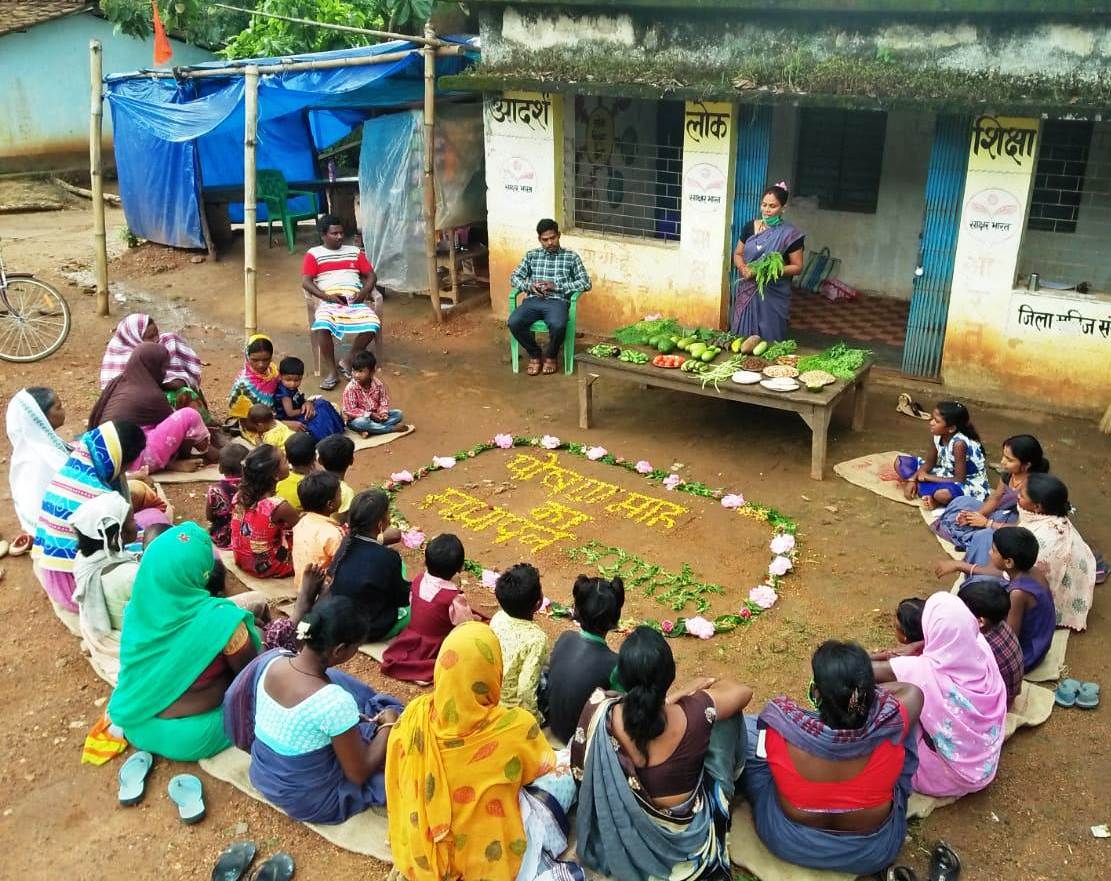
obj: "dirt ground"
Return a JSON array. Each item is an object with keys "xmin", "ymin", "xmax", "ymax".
[{"xmin": 0, "ymin": 200, "xmax": 1108, "ymax": 880}]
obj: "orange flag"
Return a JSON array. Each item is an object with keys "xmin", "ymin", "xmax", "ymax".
[{"xmin": 152, "ymin": 1, "xmax": 173, "ymax": 66}]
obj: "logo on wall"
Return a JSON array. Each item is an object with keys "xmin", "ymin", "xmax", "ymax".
[
  {"xmin": 964, "ymin": 188, "xmax": 1022, "ymax": 244},
  {"xmin": 501, "ymin": 156, "xmax": 537, "ymax": 202},
  {"xmin": 586, "ymin": 107, "xmax": 615, "ymax": 165},
  {"xmin": 683, "ymin": 162, "xmax": 727, "ymax": 211}
]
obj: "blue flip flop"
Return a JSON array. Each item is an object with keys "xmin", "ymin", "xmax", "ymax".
[
  {"xmin": 168, "ymin": 773, "xmax": 206, "ymax": 824},
  {"xmin": 1055, "ymin": 678, "xmax": 1081, "ymax": 708},
  {"xmin": 251, "ymin": 852, "xmax": 295, "ymax": 881},
  {"xmin": 1076, "ymin": 682, "xmax": 1101, "ymax": 709},
  {"xmin": 118, "ymin": 750, "xmax": 153, "ymax": 806}
]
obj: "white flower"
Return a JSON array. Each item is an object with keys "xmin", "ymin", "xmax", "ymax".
[
  {"xmin": 390, "ymin": 470, "xmax": 414, "ymax": 483},
  {"xmin": 432, "ymin": 456, "xmax": 456, "ymax": 469},
  {"xmin": 748, "ymin": 585, "xmax": 778, "ymax": 609},
  {"xmin": 481, "ymin": 569, "xmax": 499, "ymax": 589},
  {"xmin": 643, "ymin": 312, "xmax": 663, "ymax": 321},
  {"xmin": 635, "ymin": 460, "xmax": 653, "ymax": 474},
  {"xmin": 540, "ymin": 435, "xmax": 561, "ymax": 450},
  {"xmin": 662, "ymin": 473, "xmax": 682, "ymax": 491},
  {"xmin": 768, "ymin": 555, "xmax": 793, "ymax": 577},
  {"xmin": 493, "ymin": 433, "xmax": 514, "ymax": 449},
  {"xmin": 585, "ymin": 445, "xmax": 607, "ymax": 460},
  {"xmin": 770, "ymin": 533, "xmax": 796, "ymax": 555},
  {"xmin": 721, "ymin": 493, "xmax": 745, "ymax": 509},
  {"xmin": 684, "ymin": 616, "xmax": 715, "ymax": 639},
  {"xmin": 295, "ymin": 620, "xmax": 312, "ymax": 640}
]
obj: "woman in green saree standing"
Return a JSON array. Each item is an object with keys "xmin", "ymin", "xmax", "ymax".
[{"xmin": 109, "ymin": 522, "xmax": 260, "ymax": 761}]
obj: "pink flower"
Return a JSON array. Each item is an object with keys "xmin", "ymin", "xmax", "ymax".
[
  {"xmin": 768, "ymin": 555, "xmax": 793, "ymax": 577},
  {"xmin": 481, "ymin": 569, "xmax": 499, "ymax": 589},
  {"xmin": 493, "ymin": 433, "xmax": 514, "ymax": 449},
  {"xmin": 401, "ymin": 529, "xmax": 425, "ymax": 549},
  {"xmin": 635, "ymin": 460, "xmax": 653, "ymax": 474},
  {"xmin": 585, "ymin": 445, "xmax": 607, "ymax": 460},
  {"xmin": 540, "ymin": 435, "xmax": 561, "ymax": 450},
  {"xmin": 685, "ymin": 616, "xmax": 715, "ymax": 639},
  {"xmin": 749, "ymin": 585, "xmax": 778, "ymax": 609},
  {"xmin": 539, "ymin": 595, "xmax": 552, "ymax": 613},
  {"xmin": 739, "ymin": 607, "xmax": 753, "ymax": 620},
  {"xmin": 770, "ymin": 533, "xmax": 796, "ymax": 555},
  {"xmin": 432, "ymin": 456, "xmax": 456, "ymax": 469},
  {"xmin": 661, "ymin": 619, "xmax": 674, "ymax": 634},
  {"xmin": 390, "ymin": 470, "xmax": 414, "ymax": 484},
  {"xmin": 662, "ymin": 473, "xmax": 682, "ymax": 491},
  {"xmin": 644, "ymin": 312, "xmax": 663, "ymax": 321},
  {"xmin": 721, "ymin": 493, "xmax": 745, "ymax": 509}
]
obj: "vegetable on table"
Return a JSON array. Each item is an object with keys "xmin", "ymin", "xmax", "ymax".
[
  {"xmin": 588, "ymin": 344, "xmax": 620, "ymax": 358},
  {"xmin": 614, "ymin": 318, "xmax": 683, "ymax": 346},
  {"xmin": 748, "ymin": 251, "xmax": 786, "ymax": 298},
  {"xmin": 617, "ymin": 348, "xmax": 651, "ymax": 365},
  {"xmin": 761, "ymin": 339, "xmax": 798, "ymax": 361},
  {"xmin": 651, "ymin": 354, "xmax": 686, "ymax": 369},
  {"xmin": 796, "ymin": 342, "xmax": 871, "ymax": 379}
]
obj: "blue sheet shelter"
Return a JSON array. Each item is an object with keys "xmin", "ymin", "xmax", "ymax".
[{"xmin": 104, "ymin": 39, "xmax": 475, "ymax": 251}]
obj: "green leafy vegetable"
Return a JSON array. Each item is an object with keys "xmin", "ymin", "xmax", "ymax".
[
  {"xmin": 761, "ymin": 339, "xmax": 798, "ymax": 360},
  {"xmin": 796, "ymin": 342, "xmax": 871, "ymax": 379},
  {"xmin": 748, "ymin": 252, "xmax": 786, "ymax": 298},
  {"xmin": 613, "ymin": 318, "xmax": 682, "ymax": 346}
]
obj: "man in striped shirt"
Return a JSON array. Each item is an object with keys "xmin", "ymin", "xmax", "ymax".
[{"xmin": 508, "ymin": 218, "xmax": 591, "ymax": 375}]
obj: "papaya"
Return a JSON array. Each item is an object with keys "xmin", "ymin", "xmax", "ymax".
[
  {"xmin": 688, "ymin": 342, "xmax": 707, "ymax": 357},
  {"xmin": 730, "ymin": 338, "xmax": 743, "ymax": 353},
  {"xmin": 657, "ymin": 339, "xmax": 675, "ymax": 354},
  {"xmin": 752, "ymin": 340, "xmax": 769, "ymax": 357},
  {"xmin": 740, "ymin": 334, "xmax": 762, "ymax": 355},
  {"xmin": 701, "ymin": 349, "xmax": 717, "ymax": 363}
]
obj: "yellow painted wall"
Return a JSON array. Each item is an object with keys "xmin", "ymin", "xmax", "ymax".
[
  {"xmin": 942, "ymin": 116, "xmax": 1111, "ymax": 416},
  {"xmin": 483, "ymin": 92, "xmax": 735, "ymax": 332}
]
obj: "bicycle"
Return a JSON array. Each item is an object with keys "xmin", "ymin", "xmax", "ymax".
[{"xmin": 0, "ymin": 246, "xmax": 71, "ymax": 362}]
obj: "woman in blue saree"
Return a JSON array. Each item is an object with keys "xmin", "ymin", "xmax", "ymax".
[{"xmin": 731, "ymin": 182, "xmax": 806, "ymax": 342}]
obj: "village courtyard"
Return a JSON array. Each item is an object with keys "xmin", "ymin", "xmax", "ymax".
[{"xmin": 0, "ymin": 187, "xmax": 1108, "ymax": 881}]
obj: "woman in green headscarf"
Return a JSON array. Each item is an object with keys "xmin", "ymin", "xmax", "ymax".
[{"xmin": 108, "ymin": 522, "xmax": 260, "ymax": 761}]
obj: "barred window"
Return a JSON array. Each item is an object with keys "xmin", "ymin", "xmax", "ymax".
[
  {"xmin": 570, "ymin": 96, "xmax": 683, "ymax": 240},
  {"xmin": 795, "ymin": 108, "xmax": 887, "ymax": 213},
  {"xmin": 1028, "ymin": 120, "xmax": 1094, "ymax": 234}
]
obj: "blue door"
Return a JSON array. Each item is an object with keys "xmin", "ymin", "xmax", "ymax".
[
  {"xmin": 902, "ymin": 115, "xmax": 971, "ymax": 378},
  {"xmin": 730, "ymin": 105, "xmax": 772, "ymax": 316}
]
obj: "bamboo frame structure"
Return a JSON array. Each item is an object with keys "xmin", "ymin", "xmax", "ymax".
[
  {"xmin": 208, "ymin": 2, "xmax": 445, "ymax": 48},
  {"xmin": 92, "ymin": 38, "xmax": 462, "ymax": 338},
  {"xmin": 89, "ymin": 40, "xmax": 109, "ymax": 317}
]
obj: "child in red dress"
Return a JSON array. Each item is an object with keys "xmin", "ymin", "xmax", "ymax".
[{"xmin": 381, "ymin": 534, "xmax": 487, "ymax": 684}]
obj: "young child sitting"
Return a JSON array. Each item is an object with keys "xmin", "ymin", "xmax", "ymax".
[
  {"xmin": 894, "ymin": 401, "xmax": 990, "ymax": 509},
  {"xmin": 382, "ymin": 533, "xmax": 488, "ymax": 685},
  {"xmin": 870, "ymin": 596, "xmax": 926, "ymax": 660},
  {"xmin": 292, "ymin": 470, "xmax": 345, "ymax": 576},
  {"xmin": 327, "ymin": 489, "xmax": 411, "ymax": 643},
  {"xmin": 340, "ymin": 350, "xmax": 405, "ymax": 436},
  {"xmin": 958, "ymin": 581, "xmax": 1023, "ymax": 707},
  {"xmin": 315, "ymin": 433, "xmax": 356, "ymax": 522},
  {"xmin": 231, "ymin": 443, "xmax": 300, "ymax": 578},
  {"xmin": 275, "ymin": 432, "xmax": 318, "ymax": 511},
  {"xmin": 206, "ymin": 444, "xmax": 249, "ymax": 549},
  {"xmin": 995, "ymin": 527, "xmax": 1056, "ymax": 672},
  {"xmin": 490, "ymin": 563, "xmax": 548, "ymax": 718},
  {"xmin": 543, "ymin": 575, "xmax": 625, "ymax": 743},
  {"xmin": 240, "ymin": 403, "xmax": 296, "ymax": 449},
  {"xmin": 275, "ymin": 356, "xmax": 345, "ymax": 441}
]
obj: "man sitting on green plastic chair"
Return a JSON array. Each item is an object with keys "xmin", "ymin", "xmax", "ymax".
[{"xmin": 508, "ymin": 219, "xmax": 592, "ymax": 376}]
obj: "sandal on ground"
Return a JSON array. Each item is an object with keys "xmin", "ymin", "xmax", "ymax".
[
  {"xmin": 887, "ymin": 868, "xmax": 919, "ymax": 881},
  {"xmin": 1094, "ymin": 550, "xmax": 1107, "ymax": 585},
  {"xmin": 542, "ymin": 359, "xmax": 558, "ymax": 375},
  {"xmin": 929, "ymin": 841, "xmax": 961, "ymax": 881},
  {"xmin": 9, "ymin": 533, "xmax": 33, "ymax": 556},
  {"xmin": 1076, "ymin": 681, "xmax": 1101, "ymax": 709},
  {"xmin": 118, "ymin": 750, "xmax": 154, "ymax": 805},
  {"xmin": 526, "ymin": 359, "xmax": 541, "ymax": 376},
  {"xmin": 896, "ymin": 393, "xmax": 931, "ymax": 420},
  {"xmin": 1055, "ymin": 678, "xmax": 1082, "ymax": 707},
  {"xmin": 0, "ymin": 540, "xmax": 7, "ymax": 559},
  {"xmin": 168, "ymin": 773, "xmax": 206, "ymax": 824},
  {"xmin": 212, "ymin": 841, "xmax": 257, "ymax": 881},
  {"xmin": 319, "ymin": 375, "xmax": 338, "ymax": 391},
  {"xmin": 250, "ymin": 852, "xmax": 295, "ymax": 881}
]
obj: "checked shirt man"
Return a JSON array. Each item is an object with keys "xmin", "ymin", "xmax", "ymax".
[{"xmin": 508, "ymin": 218, "xmax": 592, "ymax": 375}]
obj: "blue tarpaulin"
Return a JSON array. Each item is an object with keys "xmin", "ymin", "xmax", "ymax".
[{"xmin": 105, "ymin": 39, "xmax": 474, "ymax": 249}]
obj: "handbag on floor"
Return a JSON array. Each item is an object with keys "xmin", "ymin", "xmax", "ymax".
[{"xmin": 797, "ymin": 247, "xmax": 840, "ymax": 291}]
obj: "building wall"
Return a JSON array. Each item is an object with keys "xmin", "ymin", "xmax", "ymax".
[
  {"xmin": 942, "ymin": 116, "xmax": 1111, "ymax": 417},
  {"xmin": 0, "ymin": 13, "xmax": 214, "ymax": 172},
  {"xmin": 1016, "ymin": 120, "xmax": 1111, "ymax": 293},
  {"xmin": 484, "ymin": 91, "xmax": 736, "ymax": 332},
  {"xmin": 765, "ymin": 107, "xmax": 933, "ymax": 300}
]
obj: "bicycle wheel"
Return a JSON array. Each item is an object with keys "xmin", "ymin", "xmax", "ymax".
[{"xmin": 0, "ymin": 276, "xmax": 72, "ymax": 362}]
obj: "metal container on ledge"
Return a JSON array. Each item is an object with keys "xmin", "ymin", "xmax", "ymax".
[{"xmin": 1027, "ymin": 273, "xmax": 1040, "ymax": 292}]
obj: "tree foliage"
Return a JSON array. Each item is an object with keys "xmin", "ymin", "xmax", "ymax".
[{"xmin": 100, "ymin": 0, "xmax": 437, "ymax": 59}]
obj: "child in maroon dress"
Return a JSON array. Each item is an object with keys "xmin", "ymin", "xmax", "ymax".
[{"xmin": 382, "ymin": 534, "xmax": 486, "ymax": 684}]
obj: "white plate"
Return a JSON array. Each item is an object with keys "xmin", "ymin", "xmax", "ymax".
[
  {"xmin": 731, "ymin": 370, "xmax": 762, "ymax": 385},
  {"xmin": 760, "ymin": 378, "xmax": 800, "ymax": 392}
]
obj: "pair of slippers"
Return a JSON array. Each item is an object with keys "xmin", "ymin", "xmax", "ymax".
[
  {"xmin": 213, "ymin": 841, "xmax": 294, "ymax": 881},
  {"xmin": 888, "ymin": 841, "xmax": 961, "ymax": 881},
  {"xmin": 118, "ymin": 751, "xmax": 206, "ymax": 823},
  {"xmin": 0, "ymin": 533, "xmax": 33, "ymax": 559},
  {"xmin": 1055, "ymin": 679, "xmax": 1100, "ymax": 708},
  {"xmin": 896, "ymin": 393, "xmax": 931, "ymax": 421}
]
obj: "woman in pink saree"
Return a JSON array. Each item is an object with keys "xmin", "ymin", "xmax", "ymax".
[{"xmin": 873, "ymin": 592, "xmax": 1006, "ymax": 798}]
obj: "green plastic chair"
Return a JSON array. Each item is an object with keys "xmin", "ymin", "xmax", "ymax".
[
  {"xmin": 257, "ymin": 169, "xmax": 319, "ymax": 254},
  {"xmin": 508, "ymin": 289, "xmax": 583, "ymax": 375}
]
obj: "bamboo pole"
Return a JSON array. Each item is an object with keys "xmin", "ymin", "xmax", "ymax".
[
  {"xmin": 243, "ymin": 65, "xmax": 259, "ymax": 338},
  {"xmin": 422, "ymin": 24, "xmax": 443, "ymax": 323},
  {"xmin": 89, "ymin": 39, "xmax": 109, "ymax": 317},
  {"xmin": 130, "ymin": 46, "xmax": 463, "ymax": 81},
  {"xmin": 208, "ymin": 1, "xmax": 446, "ymax": 47}
]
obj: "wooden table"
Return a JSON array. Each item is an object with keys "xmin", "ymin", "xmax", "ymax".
[{"xmin": 576, "ymin": 353, "xmax": 873, "ymax": 480}]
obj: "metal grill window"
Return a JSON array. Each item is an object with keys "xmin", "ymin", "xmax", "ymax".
[
  {"xmin": 1018, "ymin": 120, "xmax": 1111, "ymax": 291},
  {"xmin": 1028, "ymin": 119, "xmax": 1094, "ymax": 234},
  {"xmin": 795, "ymin": 108, "xmax": 887, "ymax": 213},
  {"xmin": 571, "ymin": 96, "xmax": 683, "ymax": 240}
]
